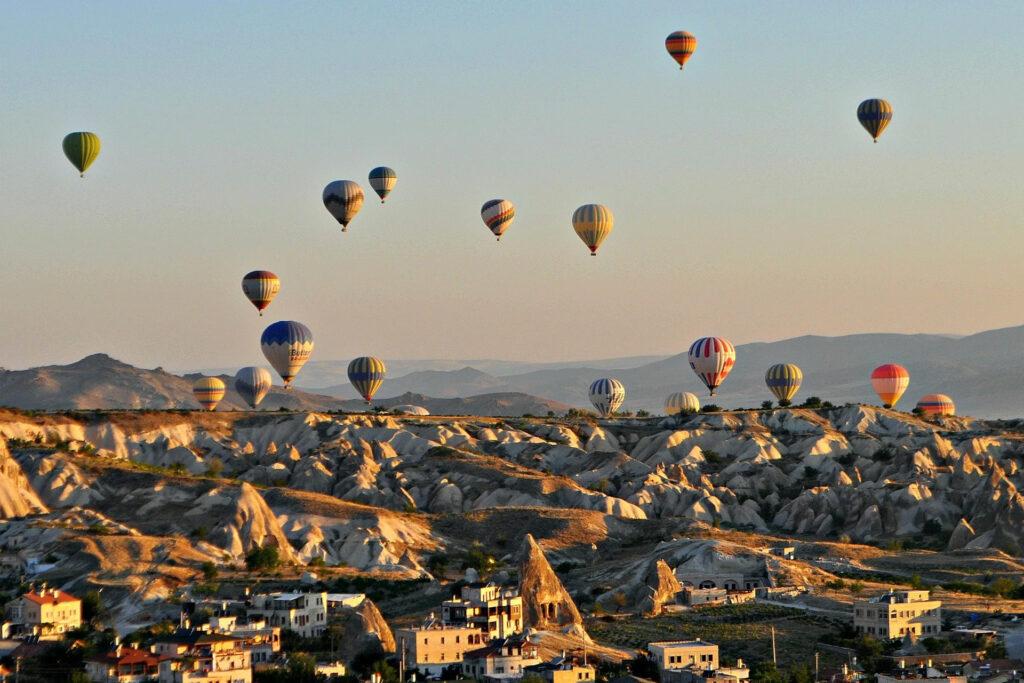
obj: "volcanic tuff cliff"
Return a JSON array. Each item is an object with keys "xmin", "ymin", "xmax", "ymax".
[{"xmin": 2, "ymin": 405, "xmax": 1024, "ymax": 629}]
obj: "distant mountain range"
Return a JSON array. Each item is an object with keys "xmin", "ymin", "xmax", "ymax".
[
  {"xmin": 0, "ymin": 354, "xmax": 569, "ymax": 416},
  {"xmin": 300, "ymin": 325, "xmax": 1024, "ymax": 419},
  {"xmin": 4, "ymin": 325, "xmax": 1024, "ymax": 418}
]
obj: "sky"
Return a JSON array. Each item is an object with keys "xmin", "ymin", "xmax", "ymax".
[{"xmin": 1, "ymin": 1, "xmax": 1022, "ymax": 371}]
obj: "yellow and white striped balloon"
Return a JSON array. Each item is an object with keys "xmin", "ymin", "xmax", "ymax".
[
  {"xmin": 572, "ymin": 204, "xmax": 614, "ymax": 255},
  {"xmin": 193, "ymin": 377, "xmax": 226, "ymax": 411}
]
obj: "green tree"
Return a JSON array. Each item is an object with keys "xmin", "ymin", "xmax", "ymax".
[
  {"xmin": 750, "ymin": 661, "xmax": 784, "ymax": 683},
  {"xmin": 201, "ymin": 561, "xmax": 219, "ymax": 581},
  {"xmin": 82, "ymin": 590, "xmax": 107, "ymax": 625},
  {"xmin": 246, "ymin": 545, "xmax": 282, "ymax": 572},
  {"xmin": 761, "ymin": 401, "xmax": 774, "ymax": 410},
  {"xmin": 778, "ymin": 399, "xmax": 792, "ymax": 407}
]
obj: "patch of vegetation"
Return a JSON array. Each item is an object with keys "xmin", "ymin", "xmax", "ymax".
[
  {"xmin": 588, "ymin": 604, "xmax": 839, "ymax": 667},
  {"xmin": 245, "ymin": 545, "xmax": 282, "ymax": 572}
]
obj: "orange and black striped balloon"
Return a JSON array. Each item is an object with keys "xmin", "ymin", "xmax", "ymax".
[
  {"xmin": 242, "ymin": 270, "xmax": 280, "ymax": 316},
  {"xmin": 665, "ymin": 31, "xmax": 697, "ymax": 70},
  {"xmin": 857, "ymin": 99, "xmax": 893, "ymax": 143}
]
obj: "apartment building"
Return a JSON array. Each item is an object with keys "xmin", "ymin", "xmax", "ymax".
[
  {"xmin": 155, "ymin": 631, "xmax": 251, "ymax": 683},
  {"xmin": 442, "ymin": 583, "xmax": 523, "ymax": 640},
  {"xmin": 854, "ymin": 590, "xmax": 941, "ymax": 639},
  {"xmin": 526, "ymin": 654, "xmax": 596, "ymax": 683},
  {"xmin": 877, "ymin": 663, "xmax": 966, "ymax": 683},
  {"xmin": 11, "ymin": 587, "xmax": 82, "ymax": 636},
  {"xmin": 84, "ymin": 645, "xmax": 162, "ymax": 683},
  {"xmin": 207, "ymin": 615, "xmax": 281, "ymax": 665},
  {"xmin": 395, "ymin": 624, "xmax": 486, "ymax": 675},
  {"xmin": 246, "ymin": 592, "xmax": 327, "ymax": 638},
  {"xmin": 461, "ymin": 636, "xmax": 541, "ymax": 682},
  {"xmin": 648, "ymin": 641, "xmax": 719, "ymax": 674}
]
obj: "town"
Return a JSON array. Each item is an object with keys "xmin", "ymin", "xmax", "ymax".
[{"xmin": 1, "ymin": 534, "xmax": 1020, "ymax": 683}]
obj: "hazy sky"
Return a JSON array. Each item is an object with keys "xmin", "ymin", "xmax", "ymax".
[{"xmin": 2, "ymin": 1, "xmax": 1022, "ymax": 371}]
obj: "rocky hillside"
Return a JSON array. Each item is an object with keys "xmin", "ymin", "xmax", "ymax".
[
  {"xmin": 0, "ymin": 354, "xmax": 568, "ymax": 415},
  {"xmin": 2, "ymin": 405, "xmax": 1024, "ymax": 629}
]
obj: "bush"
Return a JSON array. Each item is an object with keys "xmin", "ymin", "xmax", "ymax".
[
  {"xmin": 761, "ymin": 401, "xmax": 773, "ymax": 410},
  {"xmin": 245, "ymin": 545, "xmax": 282, "ymax": 572},
  {"xmin": 702, "ymin": 404, "xmax": 722, "ymax": 413},
  {"xmin": 778, "ymin": 399, "xmax": 792, "ymax": 408},
  {"xmin": 801, "ymin": 396, "xmax": 822, "ymax": 409},
  {"xmin": 201, "ymin": 561, "xmax": 218, "ymax": 581}
]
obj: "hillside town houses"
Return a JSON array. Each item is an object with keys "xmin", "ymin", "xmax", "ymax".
[{"xmin": 2, "ymin": 565, "xmax": 1020, "ymax": 683}]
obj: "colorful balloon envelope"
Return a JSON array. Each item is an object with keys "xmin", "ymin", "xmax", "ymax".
[
  {"xmin": 241, "ymin": 270, "xmax": 280, "ymax": 316},
  {"xmin": 348, "ymin": 356, "xmax": 387, "ymax": 404},
  {"xmin": 688, "ymin": 337, "xmax": 736, "ymax": 396},
  {"xmin": 261, "ymin": 321, "xmax": 314, "ymax": 386},
  {"xmin": 916, "ymin": 393, "xmax": 955, "ymax": 417},
  {"xmin": 193, "ymin": 377, "xmax": 226, "ymax": 411},
  {"xmin": 481, "ymin": 199, "xmax": 516, "ymax": 241},
  {"xmin": 665, "ymin": 31, "xmax": 698, "ymax": 70},
  {"xmin": 368, "ymin": 167, "xmax": 397, "ymax": 203},
  {"xmin": 63, "ymin": 132, "xmax": 101, "ymax": 177},
  {"xmin": 765, "ymin": 363, "xmax": 803, "ymax": 403},
  {"xmin": 572, "ymin": 204, "xmax": 614, "ymax": 255},
  {"xmin": 665, "ymin": 391, "xmax": 700, "ymax": 416},
  {"xmin": 323, "ymin": 180, "xmax": 365, "ymax": 231},
  {"xmin": 589, "ymin": 378, "xmax": 625, "ymax": 417},
  {"xmin": 235, "ymin": 366, "xmax": 273, "ymax": 408},
  {"xmin": 871, "ymin": 364, "xmax": 909, "ymax": 407},
  {"xmin": 857, "ymin": 99, "xmax": 893, "ymax": 143}
]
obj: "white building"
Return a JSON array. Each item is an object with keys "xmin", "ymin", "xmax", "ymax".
[
  {"xmin": 853, "ymin": 590, "xmax": 941, "ymax": 639},
  {"xmin": 443, "ymin": 584, "xmax": 523, "ymax": 640},
  {"xmin": 207, "ymin": 615, "xmax": 281, "ymax": 665},
  {"xmin": 247, "ymin": 592, "xmax": 327, "ymax": 638}
]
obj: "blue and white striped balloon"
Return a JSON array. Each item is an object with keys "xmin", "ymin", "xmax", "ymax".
[
  {"xmin": 589, "ymin": 378, "xmax": 625, "ymax": 417},
  {"xmin": 260, "ymin": 321, "xmax": 314, "ymax": 387}
]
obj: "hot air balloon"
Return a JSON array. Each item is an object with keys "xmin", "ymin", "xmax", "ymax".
[
  {"xmin": 572, "ymin": 204, "xmax": 614, "ymax": 255},
  {"xmin": 871, "ymin": 364, "xmax": 909, "ymax": 408},
  {"xmin": 323, "ymin": 180, "xmax": 365, "ymax": 231},
  {"xmin": 481, "ymin": 199, "xmax": 516, "ymax": 241},
  {"xmin": 241, "ymin": 270, "xmax": 280, "ymax": 316},
  {"xmin": 235, "ymin": 366, "xmax": 273, "ymax": 408},
  {"xmin": 665, "ymin": 31, "xmax": 697, "ymax": 70},
  {"xmin": 765, "ymin": 363, "xmax": 803, "ymax": 405},
  {"xmin": 589, "ymin": 378, "xmax": 625, "ymax": 417},
  {"xmin": 916, "ymin": 393, "xmax": 955, "ymax": 417},
  {"xmin": 193, "ymin": 377, "xmax": 226, "ymax": 411},
  {"xmin": 348, "ymin": 356, "xmax": 386, "ymax": 405},
  {"xmin": 857, "ymin": 99, "xmax": 893, "ymax": 143},
  {"xmin": 665, "ymin": 391, "xmax": 700, "ymax": 416},
  {"xmin": 261, "ymin": 321, "xmax": 314, "ymax": 387},
  {"xmin": 688, "ymin": 337, "xmax": 736, "ymax": 396},
  {"xmin": 63, "ymin": 132, "xmax": 101, "ymax": 177},
  {"xmin": 368, "ymin": 167, "xmax": 397, "ymax": 203}
]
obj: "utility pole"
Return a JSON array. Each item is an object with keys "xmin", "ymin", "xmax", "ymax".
[
  {"xmin": 399, "ymin": 635, "xmax": 406, "ymax": 682},
  {"xmin": 815, "ymin": 651, "xmax": 820, "ymax": 683},
  {"xmin": 771, "ymin": 626, "xmax": 777, "ymax": 666}
]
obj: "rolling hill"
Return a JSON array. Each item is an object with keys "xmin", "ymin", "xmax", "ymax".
[{"xmin": 0, "ymin": 354, "xmax": 568, "ymax": 416}]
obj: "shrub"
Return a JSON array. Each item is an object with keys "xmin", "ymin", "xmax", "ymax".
[
  {"xmin": 761, "ymin": 401, "xmax": 773, "ymax": 410},
  {"xmin": 245, "ymin": 545, "xmax": 282, "ymax": 572},
  {"xmin": 702, "ymin": 404, "xmax": 722, "ymax": 413},
  {"xmin": 201, "ymin": 561, "xmax": 218, "ymax": 581},
  {"xmin": 778, "ymin": 399, "xmax": 792, "ymax": 408},
  {"xmin": 801, "ymin": 396, "xmax": 822, "ymax": 409}
]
